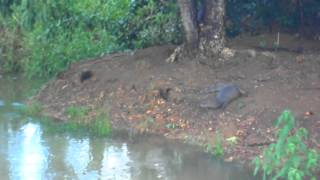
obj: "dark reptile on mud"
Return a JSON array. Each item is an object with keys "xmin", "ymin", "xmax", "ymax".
[{"xmin": 200, "ymin": 84, "xmax": 245, "ymax": 109}]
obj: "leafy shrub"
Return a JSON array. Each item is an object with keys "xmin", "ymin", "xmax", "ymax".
[
  {"xmin": 0, "ymin": 15, "xmax": 25, "ymax": 73},
  {"xmin": 21, "ymin": 24, "xmax": 117, "ymax": 77},
  {"xmin": 226, "ymin": 0, "xmax": 320, "ymax": 37},
  {"xmin": 1, "ymin": 0, "xmax": 319, "ymax": 76},
  {"xmin": 9, "ymin": 0, "xmax": 130, "ymax": 77},
  {"xmin": 121, "ymin": 0, "xmax": 182, "ymax": 49},
  {"xmin": 0, "ymin": 0, "xmax": 181, "ymax": 77},
  {"xmin": 253, "ymin": 110, "xmax": 320, "ymax": 180}
]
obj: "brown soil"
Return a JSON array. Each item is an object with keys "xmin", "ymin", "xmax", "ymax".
[{"xmin": 33, "ymin": 33, "xmax": 320, "ymax": 163}]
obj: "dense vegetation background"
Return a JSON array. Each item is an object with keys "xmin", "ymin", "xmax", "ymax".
[{"xmin": 0, "ymin": 0, "xmax": 319, "ymax": 77}]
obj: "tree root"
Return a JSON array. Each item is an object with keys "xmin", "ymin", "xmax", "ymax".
[{"xmin": 166, "ymin": 45, "xmax": 184, "ymax": 63}]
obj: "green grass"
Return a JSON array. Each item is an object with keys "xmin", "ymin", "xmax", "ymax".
[
  {"xmin": 20, "ymin": 103, "xmax": 112, "ymax": 137},
  {"xmin": 205, "ymin": 132, "xmax": 224, "ymax": 158},
  {"xmin": 36, "ymin": 116, "xmax": 84, "ymax": 135},
  {"xmin": 89, "ymin": 111, "xmax": 112, "ymax": 136},
  {"xmin": 19, "ymin": 101, "xmax": 42, "ymax": 116},
  {"xmin": 63, "ymin": 106, "xmax": 112, "ymax": 136},
  {"xmin": 35, "ymin": 111, "xmax": 112, "ymax": 137},
  {"xmin": 253, "ymin": 110, "xmax": 320, "ymax": 180},
  {"xmin": 65, "ymin": 105, "xmax": 90, "ymax": 122},
  {"xmin": 36, "ymin": 110, "xmax": 112, "ymax": 137}
]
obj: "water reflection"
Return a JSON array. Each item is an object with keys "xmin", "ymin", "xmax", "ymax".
[
  {"xmin": 101, "ymin": 144, "xmax": 132, "ymax": 180},
  {"xmin": 7, "ymin": 123, "xmax": 48, "ymax": 180},
  {"xmin": 0, "ymin": 99, "xmax": 4, "ymax": 107},
  {"xmin": 43, "ymin": 133, "xmax": 74, "ymax": 179},
  {"xmin": 11, "ymin": 102, "xmax": 25, "ymax": 108},
  {"xmin": 1, "ymin": 121, "xmax": 255, "ymax": 180}
]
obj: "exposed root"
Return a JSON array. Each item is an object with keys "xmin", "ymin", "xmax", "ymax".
[{"xmin": 166, "ymin": 45, "xmax": 183, "ymax": 63}]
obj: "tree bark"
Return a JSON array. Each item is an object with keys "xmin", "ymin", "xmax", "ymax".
[
  {"xmin": 199, "ymin": 0, "xmax": 225, "ymax": 57},
  {"xmin": 177, "ymin": 0, "xmax": 199, "ymax": 50},
  {"xmin": 176, "ymin": 0, "xmax": 225, "ymax": 58}
]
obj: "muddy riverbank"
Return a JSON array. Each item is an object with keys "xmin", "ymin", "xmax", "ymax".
[{"xmin": 33, "ymin": 34, "xmax": 320, "ymax": 163}]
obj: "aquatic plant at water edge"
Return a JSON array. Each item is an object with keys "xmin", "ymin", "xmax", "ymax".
[
  {"xmin": 89, "ymin": 111, "xmax": 112, "ymax": 136},
  {"xmin": 253, "ymin": 110, "xmax": 320, "ymax": 180},
  {"xmin": 19, "ymin": 101, "xmax": 42, "ymax": 116},
  {"xmin": 65, "ymin": 106, "xmax": 112, "ymax": 136},
  {"xmin": 205, "ymin": 132, "xmax": 224, "ymax": 158},
  {"xmin": 36, "ymin": 109, "xmax": 112, "ymax": 137}
]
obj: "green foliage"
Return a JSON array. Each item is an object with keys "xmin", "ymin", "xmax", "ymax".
[
  {"xmin": 89, "ymin": 111, "xmax": 112, "ymax": 136},
  {"xmin": 33, "ymin": 107, "xmax": 112, "ymax": 137},
  {"xmin": 166, "ymin": 123, "xmax": 176, "ymax": 129},
  {"xmin": 22, "ymin": 24, "xmax": 117, "ymax": 77},
  {"xmin": 2, "ymin": 0, "xmax": 319, "ymax": 76},
  {"xmin": 0, "ymin": 0, "xmax": 15, "ymax": 17},
  {"xmin": 226, "ymin": 0, "xmax": 320, "ymax": 37},
  {"xmin": 205, "ymin": 132, "xmax": 224, "ymax": 158},
  {"xmin": 226, "ymin": 136, "xmax": 238, "ymax": 145},
  {"xmin": 64, "ymin": 106, "xmax": 112, "ymax": 136},
  {"xmin": 9, "ymin": 0, "xmax": 128, "ymax": 77},
  {"xmin": 121, "ymin": 0, "xmax": 182, "ymax": 49},
  {"xmin": 0, "ymin": 0, "xmax": 181, "ymax": 77},
  {"xmin": 0, "ymin": 15, "xmax": 24, "ymax": 73},
  {"xmin": 214, "ymin": 141, "xmax": 224, "ymax": 157},
  {"xmin": 65, "ymin": 105, "xmax": 89, "ymax": 122},
  {"xmin": 253, "ymin": 110, "xmax": 320, "ymax": 180},
  {"xmin": 20, "ymin": 101, "xmax": 42, "ymax": 116},
  {"xmin": 37, "ymin": 112, "xmax": 112, "ymax": 137}
]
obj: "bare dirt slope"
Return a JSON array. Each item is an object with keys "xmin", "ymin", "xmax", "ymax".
[{"xmin": 34, "ymin": 33, "xmax": 320, "ymax": 162}]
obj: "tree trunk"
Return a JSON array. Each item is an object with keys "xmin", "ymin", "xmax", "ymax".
[
  {"xmin": 199, "ymin": 0, "xmax": 225, "ymax": 57},
  {"xmin": 176, "ymin": 0, "xmax": 225, "ymax": 58},
  {"xmin": 177, "ymin": 0, "xmax": 199, "ymax": 51}
]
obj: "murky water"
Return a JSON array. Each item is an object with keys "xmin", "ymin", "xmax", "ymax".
[{"xmin": 0, "ymin": 76, "xmax": 255, "ymax": 180}]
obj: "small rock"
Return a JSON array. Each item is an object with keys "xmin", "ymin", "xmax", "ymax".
[{"xmin": 247, "ymin": 49, "xmax": 257, "ymax": 58}]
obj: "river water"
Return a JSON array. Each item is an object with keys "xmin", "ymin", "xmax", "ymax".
[{"xmin": 0, "ymin": 76, "xmax": 255, "ymax": 180}]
